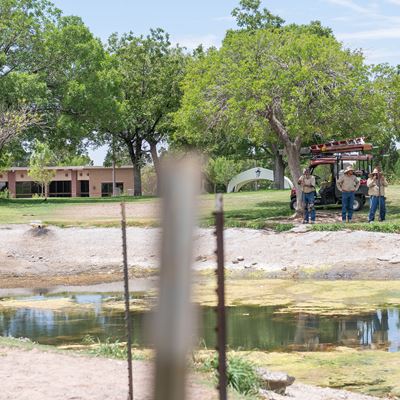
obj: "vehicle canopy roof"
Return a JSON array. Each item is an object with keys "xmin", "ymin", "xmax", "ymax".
[
  {"xmin": 309, "ymin": 137, "xmax": 373, "ymax": 155},
  {"xmin": 310, "ymin": 154, "xmax": 373, "ymax": 167},
  {"xmin": 306, "ymin": 137, "xmax": 373, "ymax": 167}
]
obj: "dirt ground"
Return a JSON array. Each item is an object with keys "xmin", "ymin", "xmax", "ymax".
[
  {"xmin": 55, "ymin": 200, "xmax": 160, "ymax": 222},
  {"xmin": 0, "ymin": 347, "xmax": 216, "ymax": 400},
  {"xmin": 1, "ymin": 225, "xmax": 400, "ymax": 285},
  {"xmin": 0, "ymin": 347, "xmax": 387, "ymax": 400}
]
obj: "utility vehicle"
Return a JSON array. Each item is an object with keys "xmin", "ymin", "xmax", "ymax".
[{"xmin": 290, "ymin": 138, "xmax": 374, "ymax": 211}]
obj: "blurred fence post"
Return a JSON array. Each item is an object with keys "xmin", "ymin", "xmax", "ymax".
[{"xmin": 153, "ymin": 158, "xmax": 200, "ymax": 400}]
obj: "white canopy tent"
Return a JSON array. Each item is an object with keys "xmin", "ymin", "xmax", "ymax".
[{"xmin": 227, "ymin": 167, "xmax": 293, "ymax": 193}]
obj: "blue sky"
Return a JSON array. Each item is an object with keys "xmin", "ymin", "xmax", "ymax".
[{"xmin": 51, "ymin": 0, "xmax": 400, "ymax": 164}]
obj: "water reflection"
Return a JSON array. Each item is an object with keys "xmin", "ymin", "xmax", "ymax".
[{"xmin": 0, "ymin": 297, "xmax": 399, "ymax": 352}]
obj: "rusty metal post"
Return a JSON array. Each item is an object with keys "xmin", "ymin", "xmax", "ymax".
[
  {"xmin": 153, "ymin": 158, "xmax": 199, "ymax": 400},
  {"xmin": 214, "ymin": 194, "xmax": 227, "ymax": 400},
  {"xmin": 121, "ymin": 202, "xmax": 134, "ymax": 400}
]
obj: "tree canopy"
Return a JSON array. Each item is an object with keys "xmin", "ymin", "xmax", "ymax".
[
  {"xmin": 175, "ymin": 17, "xmax": 389, "ymax": 204},
  {"xmin": 0, "ymin": 0, "xmax": 104, "ymax": 166},
  {"xmin": 1, "ymin": 0, "xmax": 400, "ymax": 199},
  {"xmin": 97, "ymin": 28, "xmax": 186, "ymax": 195}
]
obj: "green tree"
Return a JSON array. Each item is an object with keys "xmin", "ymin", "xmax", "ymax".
[
  {"xmin": 29, "ymin": 140, "xmax": 55, "ymax": 199},
  {"xmin": 0, "ymin": 0, "xmax": 58, "ymax": 159},
  {"xmin": 35, "ymin": 15, "xmax": 106, "ymax": 153},
  {"xmin": 0, "ymin": 105, "xmax": 41, "ymax": 155},
  {"xmin": 369, "ymin": 64, "xmax": 400, "ymax": 174},
  {"xmin": 231, "ymin": 0, "xmax": 284, "ymax": 30},
  {"xmin": 0, "ymin": 0, "xmax": 60, "ymax": 79},
  {"xmin": 57, "ymin": 154, "xmax": 93, "ymax": 166},
  {"xmin": 176, "ymin": 20, "xmax": 380, "ymax": 210},
  {"xmin": 206, "ymin": 157, "xmax": 242, "ymax": 192},
  {"xmin": 0, "ymin": 1, "xmax": 106, "ymax": 164},
  {"xmin": 98, "ymin": 29, "xmax": 186, "ymax": 195}
]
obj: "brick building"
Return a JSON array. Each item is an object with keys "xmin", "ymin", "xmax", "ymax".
[{"xmin": 0, "ymin": 166, "xmax": 134, "ymax": 198}]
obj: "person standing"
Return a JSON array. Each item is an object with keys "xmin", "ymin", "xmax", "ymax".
[
  {"xmin": 298, "ymin": 168, "xmax": 316, "ymax": 224},
  {"xmin": 367, "ymin": 168, "xmax": 388, "ymax": 222},
  {"xmin": 336, "ymin": 166, "xmax": 360, "ymax": 222}
]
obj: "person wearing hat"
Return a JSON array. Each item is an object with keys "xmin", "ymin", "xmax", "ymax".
[
  {"xmin": 336, "ymin": 165, "xmax": 360, "ymax": 222},
  {"xmin": 298, "ymin": 168, "xmax": 316, "ymax": 224},
  {"xmin": 367, "ymin": 168, "xmax": 388, "ymax": 222}
]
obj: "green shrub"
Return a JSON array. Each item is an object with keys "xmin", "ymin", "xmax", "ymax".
[
  {"xmin": 226, "ymin": 355, "xmax": 260, "ymax": 395},
  {"xmin": 200, "ymin": 354, "xmax": 260, "ymax": 395},
  {"xmin": 84, "ymin": 336, "xmax": 127, "ymax": 359},
  {"xmin": 0, "ymin": 189, "xmax": 10, "ymax": 199}
]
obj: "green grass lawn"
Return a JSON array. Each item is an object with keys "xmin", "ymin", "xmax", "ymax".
[
  {"xmin": 0, "ymin": 186, "xmax": 399, "ymax": 233},
  {"xmin": 0, "ymin": 195, "xmax": 155, "ymax": 225}
]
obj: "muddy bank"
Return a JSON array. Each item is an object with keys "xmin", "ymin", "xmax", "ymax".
[
  {"xmin": 1, "ymin": 225, "xmax": 400, "ymax": 283},
  {"xmin": 0, "ymin": 277, "xmax": 157, "ymax": 297}
]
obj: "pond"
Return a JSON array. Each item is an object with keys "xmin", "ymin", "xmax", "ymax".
[{"xmin": 0, "ymin": 294, "xmax": 399, "ymax": 352}]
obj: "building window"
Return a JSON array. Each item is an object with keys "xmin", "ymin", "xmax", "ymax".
[
  {"xmin": 49, "ymin": 181, "xmax": 72, "ymax": 197},
  {"xmin": 101, "ymin": 182, "xmax": 123, "ymax": 197},
  {"xmin": 16, "ymin": 182, "xmax": 41, "ymax": 198}
]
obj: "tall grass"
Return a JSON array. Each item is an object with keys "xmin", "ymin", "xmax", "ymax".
[
  {"xmin": 197, "ymin": 353, "xmax": 260, "ymax": 395},
  {"xmin": 82, "ymin": 336, "xmax": 127, "ymax": 359}
]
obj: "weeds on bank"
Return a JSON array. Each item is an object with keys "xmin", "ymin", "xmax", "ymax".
[
  {"xmin": 82, "ymin": 336, "xmax": 146, "ymax": 360},
  {"xmin": 194, "ymin": 352, "xmax": 260, "ymax": 395},
  {"xmin": 311, "ymin": 222, "xmax": 400, "ymax": 234},
  {"xmin": 201, "ymin": 218, "xmax": 294, "ymax": 232},
  {"xmin": 80, "ymin": 336, "xmax": 261, "ymax": 397}
]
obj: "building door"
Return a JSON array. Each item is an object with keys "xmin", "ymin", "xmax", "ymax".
[
  {"xmin": 80, "ymin": 180, "xmax": 89, "ymax": 197},
  {"xmin": 101, "ymin": 182, "xmax": 124, "ymax": 197}
]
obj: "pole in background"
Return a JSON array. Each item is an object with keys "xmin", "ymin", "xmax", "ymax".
[
  {"xmin": 112, "ymin": 159, "xmax": 117, "ymax": 196},
  {"xmin": 214, "ymin": 194, "xmax": 227, "ymax": 400},
  {"xmin": 112, "ymin": 135, "xmax": 117, "ymax": 196},
  {"xmin": 121, "ymin": 202, "xmax": 134, "ymax": 400},
  {"xmin": 377, "ymin": 170, "xmax": 381, "ymax": 221},
  {"xmin": 153, "ymin": 158, "xmax": 200, "ymax": 400}
]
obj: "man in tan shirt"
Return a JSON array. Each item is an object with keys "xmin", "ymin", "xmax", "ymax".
[
  {"xmin": 367, "ymin": 168, "xmax": 388, "ymax": 222},
  {"xmin": 298, "ymin": 168, "xmax": 316, "ymax": 223},
  {"xmin": 336, "ymin": 166, "xmax": 360, "ymax": 222}
]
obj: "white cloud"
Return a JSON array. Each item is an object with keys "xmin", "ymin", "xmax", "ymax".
[
  {"xmin": 363, "ymin": 47, "xmax": 400, "ymax": 61},
  {"xmin": 337, "ymin": 27, "xmax": 400, "ymax": 39},
  {"xmin": 330, "ymin": 16, "xmax": 353, "ymax": 21},
  {"xmin": 213, "ymin": 15, "xmax": 235, "ymax": 22},
  {"xmin": 171, "ymin": 34, "xmax": 220, "ymax": 50},
  {"xmin": 387, "ymin": 0, "xmax": 400, "ymax": 5},
  {"xmin": 326, "ymin": 0, "xmax": 375, "ymax": 14},
  {"xmin": 326, "ymin": 0, "xmax": 400, "ymax": 23}
]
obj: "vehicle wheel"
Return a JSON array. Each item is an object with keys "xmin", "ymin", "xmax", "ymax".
[
  {"xmin": 290, "ymin": 198, "xmax": 296, "ymax": 210},
  {"xmin": 353, "ymin": 196, "xmax": 364, "ymax": 211}
]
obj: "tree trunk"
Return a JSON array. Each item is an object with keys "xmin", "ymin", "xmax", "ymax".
[
  {"xmin": 271, "ymin": 144, "xmax": 285, "ymax": 190},
  {"xmin": 133, "ymin": 163, "xmax": 142, "ymax": 196},
  {"xmin": 133, "ymin": 139, "xmax": 142, "ymax": 196},
  {"xmin": 149, "ymin": 141, "xmax": 161, "ymax": 195},
  {"xmin": 125, "ymin": 137, "xmax": 143, "ymax": 197},
  {"xmin": 267, "ymin": 109, "xmax": 303, "ymax": 216},
  {"xmin": 285, "ymin": 140, "xmax": 303, "ymax": 212}
]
